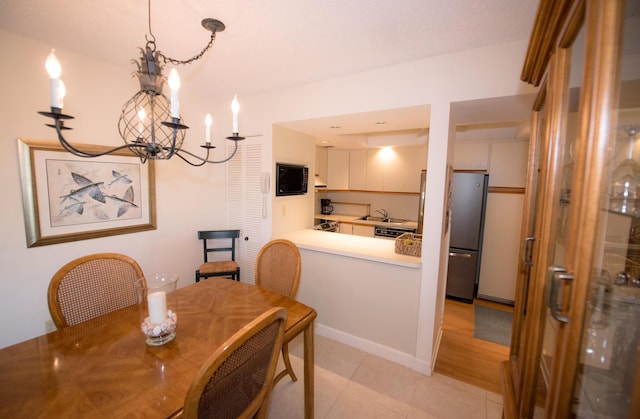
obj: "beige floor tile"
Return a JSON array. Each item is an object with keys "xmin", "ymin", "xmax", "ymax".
[
  {"xmin": 350, "ymin": 354, "xmax": 423, "ymax": 406},
  {"xmin": 268, "ymin": 353, "xmax": 349, "ymax": 419},
  {"xmin": 410, "ymin": 373, "xmax": 487, "ymax": 419},
  {"xmin": 290, "ymin": 333, "xmax": 368, "ymax": 380},
  {"xmin": 326, "ymin": 381, "xmax": 408, "ymax": 419}
]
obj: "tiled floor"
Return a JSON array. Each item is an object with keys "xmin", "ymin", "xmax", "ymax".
[{"xmin": 267, "ymin": 334, "xmax": 503, "ymax": 418}]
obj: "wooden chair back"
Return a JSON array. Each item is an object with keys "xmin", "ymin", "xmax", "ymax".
[
  {"xmin": 182, "ymin": 307, "xmax": 287, "ymax": 419},
  {"xmin": 255, "ymin": 239, "xmax": 301, "ymax": 298},
  {"xmin": 48, "ymin": 253, "xmax": 145, "ymax": 328}
]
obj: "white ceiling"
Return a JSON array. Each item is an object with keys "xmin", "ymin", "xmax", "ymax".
[{"xmin": 0, "ymin": 0, "xmax": 540, "ymax": 147}]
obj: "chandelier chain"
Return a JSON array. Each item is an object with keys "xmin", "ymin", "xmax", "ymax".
[
  {"xmin": 146, "ymin": 0, "xmax": 217, "ymax": 67},
  {"xmin": 157, "ymin": 32, "xmax": 217, "ymax": 66}
]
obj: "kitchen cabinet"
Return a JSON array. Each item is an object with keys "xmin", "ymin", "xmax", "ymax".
[
  {"xmin": 478, "ymin": 193, "xmax": 524, "ymax": 303},
  {"xmin": 327, "ymin": 149, "xmax": 349, "ymax": 190},
  {"xmin": 338, "ymin": 221, "xmax": 353, "ymax": 235},
  {"xmin": 352, "ymin": 223, "xmax": 375, "ymax": 238},
  {"xmin": 325, "ymin": 145, "xmax": 427, "ymax": 193},
  {"xmin": 365, "ymin": 150, "xmax": 385, "ymax": 191},
  {"xmin": 383, "ymin": 146, "xmax": 427, "ymax": 192},
  {"xmin": 349, "ymin": 150, "xmax": 367, "ymax": 190},
  {"xmin": 366, "ymin": 145, "xmax": 427, "ymax": 193},
  {"xmin": 453, "ymin": 142, "xmax": 490, "ymax": 170},
  {"xmin": 502, "ymin": 1, "xmax": 640, "ymax": 418},
  {"xmin": 487, "ymin": 141, "xmax": 529, "ymax": 188}
]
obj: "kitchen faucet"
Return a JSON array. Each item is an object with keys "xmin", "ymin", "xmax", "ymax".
[{"xmin": 375, "ymin": 208, "xmax": 389, "ymax": 220}]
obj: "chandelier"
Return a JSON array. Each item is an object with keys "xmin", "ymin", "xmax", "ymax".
[{"xmin": 39, "ymin": 1, "xmax": 245, "ymax": 166}]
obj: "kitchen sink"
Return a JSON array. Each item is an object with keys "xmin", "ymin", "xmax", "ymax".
[{"xmin": 358, "ymin": 216, "xmax": 406, "ymax": 224}]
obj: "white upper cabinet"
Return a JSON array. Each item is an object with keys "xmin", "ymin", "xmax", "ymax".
[
  {"xmin": 365, "ymin": 149, "xmax": 385, "ymax": 191},
  {"xmin": 487, "ymin": 141, "xmax": 529, "ymax": 187},
  {"xmin": 453, "ymin": 141, "xmax": 529, "ymax": 188},
  {"xmin": 349, "ymin": 150, "xmax": 367, "ymax": 190},
  {"xmin": 327, "ymin": 145, "xmax": 427, "ymax": 193},
  {"xmin": 383, "ymin": 146, "xmax": 427, "ymax": 192},
  {"xmin": 326, "ymin": 149, "xmax": 350, "ymax": 190}
]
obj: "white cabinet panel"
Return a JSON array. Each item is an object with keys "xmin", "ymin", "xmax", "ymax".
[
  {"xmin": 488, "ymin": 141, "xmax": 529, "ymax": 187},
  {"xmin": 453, "ymin": 142, "xmax": 490, "ymax": 170},
  {"xmin": 327, "ymin": 149, "xmax": 349, "ymax": 190},
  {"xmin": 349, "ymin": 150, "xmax": 367, "ymax": 190},
  {"xmin": 338, "ymin": 222, "xmax": 353, "ymax": 234},
  {"xmin": 478, "ymin": 193, "xmax": 524, "ymax": 303},
  {"xmin": 353, "ymin": 224, "xmax": 375, "ymax": 237},
  {"xmin": 365, "ymin": 149, "xmax": 385, "ymax": 191},
  {"xmin": 384, "ymin": 147, "xmax": 427, "ymax": 192}
]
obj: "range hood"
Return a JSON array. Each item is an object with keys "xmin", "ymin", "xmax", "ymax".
[{"xmin": 314, "ymin": 174, "xmax": 327, "ymax": 188}]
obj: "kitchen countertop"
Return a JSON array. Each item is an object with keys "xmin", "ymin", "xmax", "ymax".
[
  {"xmin": 315, "ymin": 213, "xmax": 419, "ymax": 229},
  {"xmin": 281, "ymin": 229, "xmax": 421, "ymax": 268}
]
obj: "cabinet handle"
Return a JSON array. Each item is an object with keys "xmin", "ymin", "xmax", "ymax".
[
  {"xmin": 522, "ymin": 236, "xmax": 535, "ymax": 266},
  {"xmin": 547, "ymin": 265, "xmax": 572, "ymax": 324},
  {"xmin": 449, "ymin": 252, "xmax": 472, "ymax": 258}
]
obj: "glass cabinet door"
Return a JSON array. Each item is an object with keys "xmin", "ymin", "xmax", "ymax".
[
  {"xmin": 518, "ymin": 9, "xmax": 586, "ymax": 417},
  {"xmin": 571, "ymin": 1, "xmax": 640, "ymax": 417}
]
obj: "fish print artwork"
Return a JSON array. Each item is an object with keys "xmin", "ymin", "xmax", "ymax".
[{"xmin": 46, "ymin": 159, "xmax": 142, "ymax": 227}]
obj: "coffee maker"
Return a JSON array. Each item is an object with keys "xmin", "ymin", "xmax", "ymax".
[{"xmin": 321, "ymin": 199, "xmax": 334, "ymax": 215}]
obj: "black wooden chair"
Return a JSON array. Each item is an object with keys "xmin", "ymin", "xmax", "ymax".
[{"xmin": 196, "ymin": 230, "xmax": 241, "ymax": 282}]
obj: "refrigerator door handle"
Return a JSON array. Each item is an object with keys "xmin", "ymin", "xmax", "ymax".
[{"xmin": 449, "ymin": 252, "xmax": 472, "ymax": 258}]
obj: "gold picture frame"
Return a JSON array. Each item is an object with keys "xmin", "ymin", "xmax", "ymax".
[{"xmin": 18, "ymin": 138, "xmax": 157, "ymax": 247}]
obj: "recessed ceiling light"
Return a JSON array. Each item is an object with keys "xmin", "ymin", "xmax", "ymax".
[
  {"xmin": 321, "ymin": 140, "xmax": 329, "ymax": 144},
  {"xmin": 375, "ymin": 121, "xmax": 387, "ymax": 125},
  {"xmin": 330, "ymin": 125, "xmax": 341, "ymax": 129}
]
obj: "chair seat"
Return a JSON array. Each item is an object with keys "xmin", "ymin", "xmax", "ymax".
[{"xmin": 198, "ymin": 260, "xmax": 239, "ymax": 275}]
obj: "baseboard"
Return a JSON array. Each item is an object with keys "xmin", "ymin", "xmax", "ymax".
[
  {"xmin": 315, "ymin": 323, "xmax": 432, "ymax": 375},
  {"xmin": 477, "ymin": 294, "xmax": 515, "ymax": 306}
]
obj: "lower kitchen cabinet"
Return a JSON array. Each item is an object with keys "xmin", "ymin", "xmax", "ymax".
[
  {"xmin": 352, "ymin": 224, "xmax": 375, "ymax": 238},
  {"xmin": 338, "ymin": 222, "xmax": 352, "ymax": 235}
]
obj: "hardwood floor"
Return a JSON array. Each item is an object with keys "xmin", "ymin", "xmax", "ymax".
[{"xmin": 434, "ymin": 298, "xmax": 513, "ymax": 395}]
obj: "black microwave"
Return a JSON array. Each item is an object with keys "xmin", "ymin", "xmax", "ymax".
[{"xmin": 276, "ymin": 163, "xmax": 309, "ymax": 196}]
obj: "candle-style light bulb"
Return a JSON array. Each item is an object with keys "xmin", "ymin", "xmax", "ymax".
[
  {"xmin": 137, "ymin": 108, "xmax": 146, "ymax": 137},
  {"xmin": 45, "ymin": 49, "xmax": 62, "ymax": 108},
  {"xmin": 205, "ymin": 113, "xmax": 212, "ymax": 144},
  {"xmin": 57, "ymin": 79, "xmax": 66, "ymax": 109},
  {"xmin": 231, "ymin": 95, "xmax": 239, "ymax": 134},
  {"xmin": 168, "ymin": 68, "xmax": 181, "ymax": 119}
]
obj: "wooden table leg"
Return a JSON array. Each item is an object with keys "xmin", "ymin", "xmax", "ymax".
[{"xmin": 303, "ymin": 321, "xmax": 315, "ymax": 418}]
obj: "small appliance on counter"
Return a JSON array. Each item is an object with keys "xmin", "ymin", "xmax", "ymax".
[
  {"xmin": 313, "ymin": 219, "xmax": 339, "ymax": 232},
  {"xmin": 321, "ymin": 199, "xmax": 334, "ymax": 215}
]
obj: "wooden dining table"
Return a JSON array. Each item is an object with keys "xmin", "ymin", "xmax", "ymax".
[{"xmin": 0, "ymin": 277, "xmax": 317, "ymax": 418}]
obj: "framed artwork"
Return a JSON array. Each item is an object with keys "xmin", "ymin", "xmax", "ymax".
[{"xmin": 18, "ymin": 138, "xmax": 156, "ymax": 247}]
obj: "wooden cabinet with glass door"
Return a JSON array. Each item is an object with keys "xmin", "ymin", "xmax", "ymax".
[{"xmin": 502, "ymin": 0, "xmax": 640, "ymax": 417}]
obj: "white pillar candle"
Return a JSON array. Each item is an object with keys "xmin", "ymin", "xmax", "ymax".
[
  {"xmin": 168, "ymin": 68, "xmax": 181, "ymax": 119},
  {"xmin": 231, "ymin": 95, "xmax": 239, "ymax": 134},
  {"xmin": 45, "ymin": 50, "xmax": 62, "ymax": 108},
  {"xmin": 57, "ymin": 79, "xmax": 66, "ymax": 110},
  {"xmin": 205, "ymin": 113, "xmax": 212, "ymax": 144},
  {"xmin": 147, "ymin": 291, "xmax": 167, "ymax": 324}
]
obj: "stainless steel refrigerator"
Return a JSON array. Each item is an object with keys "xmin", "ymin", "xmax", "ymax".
[{"xmin": 446, "ymin": 172, "xmax": 489, "ymax": 303}]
